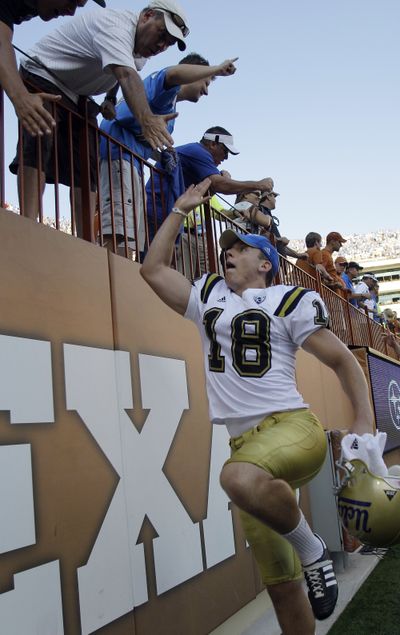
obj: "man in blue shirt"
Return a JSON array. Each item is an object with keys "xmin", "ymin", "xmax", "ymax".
[
  {"xmin": 99, "ymin": 54, "xmax": 238, "ymax": 253},
  {"xmin": 146, "ymin": 126, "xmax": 274, "ymax": 241},
  {"xmin": 145, "ymin": 126, "xmax": 274, "ymax": 275},
  {"xmin": 342, "ymin": 261, "xmax": 370, "ymax": 308}
]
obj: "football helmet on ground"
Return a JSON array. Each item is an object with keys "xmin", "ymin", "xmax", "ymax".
[{"xmin": 336, "ymin": 459, "xmax": 400, "ymax": 547}]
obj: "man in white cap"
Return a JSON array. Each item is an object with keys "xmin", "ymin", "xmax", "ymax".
[
  {"xmin": 146, "ymin": 125, "xmax": 274, "ymax": 242},
  {"xmin": 10, "ymin": 0, "xmax": 189, "ymax": 231},
  {"xmin": 140, "ymin": 177, "xmax": 374, "ymax": 635},
  {"xmin": 0, "ymin": 0, "xmax": 106, "ymax": 139},
  {"xmin": 354, "ymin": 272, "xmax": 379, "ymax": 317}
]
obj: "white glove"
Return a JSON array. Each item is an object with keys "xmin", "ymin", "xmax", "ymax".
[{"xmin": 341, "ymin": 432, "xmax": 388, "ymax": 477}]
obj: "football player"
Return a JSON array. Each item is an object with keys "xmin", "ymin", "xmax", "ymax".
[{"xmin": 140, "ymin": 178, "xmax": 375, "ymax": 635}]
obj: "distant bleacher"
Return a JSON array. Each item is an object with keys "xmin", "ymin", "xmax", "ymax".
[{"xmin": 290, "ymin": 229, "xmax": 400, "ymax": 262}]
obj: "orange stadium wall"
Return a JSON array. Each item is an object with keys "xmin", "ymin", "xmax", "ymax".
[{"xmin": 0, "ymin": 207, "xmax": 396, "ymax": 635}]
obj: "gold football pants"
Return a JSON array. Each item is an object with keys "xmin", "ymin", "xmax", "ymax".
[{"xmin": 226, "ymin": 409, "xmax": 327, "ymax": 585}]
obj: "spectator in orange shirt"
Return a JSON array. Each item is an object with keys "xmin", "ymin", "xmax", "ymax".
[
  {"xmin": 335, "ymin": 255, "xmax": 348, "ymax": 276},
  {"xmin": 295, "ymin": 232, "xmax": 333, "ymax": 282},
  {"xmin": 321, "ymin": 232, "xmax": 348, "ymax": 295}
]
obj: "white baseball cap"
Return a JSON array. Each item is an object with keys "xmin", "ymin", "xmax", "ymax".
[
  {"xmin": 202, "ymin": 133, "xmax": 240, "ymax": 155},
  {"xmin": 148, "ymin": 0, "xmax": 189, "ymax": 51},
  {"xmin": 363, "ymin": 272, "xmax": 378, "ymax": 282}
]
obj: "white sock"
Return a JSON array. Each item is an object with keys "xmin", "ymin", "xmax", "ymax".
[{"xmin": 282, "ymin": 511, "xmax": 324, "ymax": 566}]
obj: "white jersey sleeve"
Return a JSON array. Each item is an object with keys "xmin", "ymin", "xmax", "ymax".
[
  {"xmin": 280, "ymin": 288, "xmax": 330, "ymax": 346},
  {"xmin": 185, "ymin": 273, "xmax": 224, "ymax": 325}
]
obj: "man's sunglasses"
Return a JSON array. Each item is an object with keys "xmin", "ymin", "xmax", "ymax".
[{"xmin": 169, "ymin": 11, "xmax": 190, "ymax": 37}]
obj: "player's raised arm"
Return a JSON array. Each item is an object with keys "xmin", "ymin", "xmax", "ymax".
[{"xmin": 140, "ymin": 178, "xmax": 211, "ymax": 315}]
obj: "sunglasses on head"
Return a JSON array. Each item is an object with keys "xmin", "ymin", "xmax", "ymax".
[{"xmin": 168, "ymin": 11, "xmax": 189, "ymax": 36}]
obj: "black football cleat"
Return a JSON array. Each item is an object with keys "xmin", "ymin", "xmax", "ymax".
[{"xmin": 303, "ymin": 535, "xmax": 338, "ymax": 620}]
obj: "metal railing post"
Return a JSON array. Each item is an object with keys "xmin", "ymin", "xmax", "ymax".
[
  {"xmin": 79, "ymin": 98, "xmax": 93, "ymax": 243},
  {"xmin": 204, "ymin": 197, "xmax": 216, "ymax": 272}
]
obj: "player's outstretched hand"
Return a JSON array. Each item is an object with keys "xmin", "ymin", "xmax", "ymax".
[
  {"xmin": 141, "ymin": 112, "xmax": 178, "ymax": 151},
  {"xmin": 14, "ymin": 92, "xmax": 60, "ymax": 136},
  {"xmin": 174, "ymin": 178, "xmax": 212, "ymax": 215},
  {"xmin": 216, "ymin": 58, "xmax": 238, "ymax": 76}
]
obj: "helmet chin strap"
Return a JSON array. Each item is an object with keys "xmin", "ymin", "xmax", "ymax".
[{"xmin": 333, "ymin": 459, "xmax": 355, "ymax": 496}]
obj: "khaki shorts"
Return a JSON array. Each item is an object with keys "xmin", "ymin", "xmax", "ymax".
[
  {"xmin": 226, "ymin": 409, "xmax": 327, "ymax": 586},
  {"xmin": 100, "ymin": 159, "xmax": 146, "ymax": 249}
]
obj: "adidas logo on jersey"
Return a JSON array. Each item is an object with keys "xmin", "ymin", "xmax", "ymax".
[{"xmin": 217, "ymin": 296, "xmax": 226, "ymax": 302}]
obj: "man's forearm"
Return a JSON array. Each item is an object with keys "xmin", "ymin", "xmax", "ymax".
[
  {"xmin": 331, "ymin": 353, "xmax": 374, "ymax": 432},
  {"xmin": 112, "ymin": 65, "xmax": 174, "ymax": 150},
  {"xmin": 166, "ymin": 63, "xmax": 218, "ymax": 87},
  {"xmin": 303, "ymin": 329, "xmax": 374, "ymax": 434},
  {"xmin": 141, "ymin": 201, "xmax": 194, "ymax": 316},
  {"xmin": 0, "ymin": 26, "xmax": 29, "ymax": 103},
  {"xmin": 316, "ymin": 264, "xmax": 333, "ymax": 280},
  {"xmin": 210, "ymin": 175, "xmax": 268, "ymax": 195},
  {"xmin": 141, "ymin": 209, "xmax": 183, "ymax": 273},
  {"xmin": 112, "ymin": 66, "xmax": 152, "ymax": 124}
]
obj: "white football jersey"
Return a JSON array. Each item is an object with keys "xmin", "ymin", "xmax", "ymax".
[{"xmin": 185, "ymin": 274, "xmax": 329, "ymax": 436}]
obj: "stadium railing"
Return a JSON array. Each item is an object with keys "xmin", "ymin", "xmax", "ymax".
[{"xmin": 0, "ymin": 85, "xmax": 398, "ymax": 359}]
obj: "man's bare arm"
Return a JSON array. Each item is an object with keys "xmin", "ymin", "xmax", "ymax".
[
  {"xmin": 165, "ymin": 57, "xmax": 238, "ymax": 88},
  {"xmin": 140, "ymin": 178, "xmax": 212, "ymax": 315},
  {"xmin": 111, "ymin": 65, "xmax": 177, "ymax": 151},
  {"xmin": 209, "ymin": 173, "xmax": 274, "ymax": 195},
  {"xmin": 0, "ymin": 22, "xmax": 60, "ymax": 135},
  {"xmin": 238, "ymin": 206, "xmax": 271, "ymax": 230},
  {"xmin": 302, "ymin": 328, "xmax": 374, "ymax": 435},
  {"xmin": 315, "ymin": 263, "xmax": 334, "ymax": 282}
]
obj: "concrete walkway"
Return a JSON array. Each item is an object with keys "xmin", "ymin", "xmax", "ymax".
[{"xmin": 211, "ymin": 551, "xmax": 380, "ymax": 635}]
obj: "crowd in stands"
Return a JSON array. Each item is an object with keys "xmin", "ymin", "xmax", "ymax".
[{"xmin": 290, "ymin": 230, "xmax": 400, "ymax": 262}]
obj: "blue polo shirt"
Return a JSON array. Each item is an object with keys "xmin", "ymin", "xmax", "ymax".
[
  {"xmin": 145, "ymin": 142, "xmax": 221, "ymax": 240},
  {"xmin": 99, "ymin": 68, "xmax": 179, "ymax": 167},
  {"xmin": 342, "ymin": 272, "xmax": 357, "ymax": 307}
]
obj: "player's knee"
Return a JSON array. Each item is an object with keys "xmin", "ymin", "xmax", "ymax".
[
  {"xmin": 220, "ymin": 464, "xmax": 246, "ymax": 504},
  {"xmin": 220, "ymin": 463, "xmax": 261, "ymax": 508}
]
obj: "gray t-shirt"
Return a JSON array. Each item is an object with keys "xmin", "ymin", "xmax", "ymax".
[{"xmin": 22, "ymin": 9, "xmax": 147, "ymax": 102}]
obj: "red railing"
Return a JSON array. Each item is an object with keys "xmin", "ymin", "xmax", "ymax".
[{"xmin": 1, "ymin": 84, "xmax": 399, "ymax": 359}]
